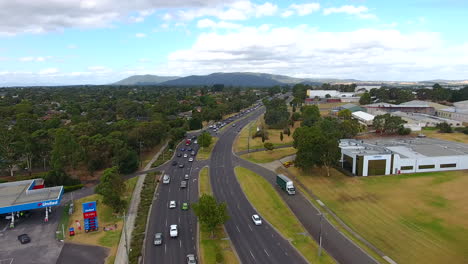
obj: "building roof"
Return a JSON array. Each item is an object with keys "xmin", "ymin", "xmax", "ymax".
[
  {"xmin": 340, "ymin": 138, "xmax": 468, "ymax": 159},
  {"xmin": 365, "ymin": 102, "xmax": 433, "ymax": 108},
  {"xmin": 0, "ymin": 179, "xmax": 63, "ymax": 214},
  {"xmin": 352, "ymin": 111, "xmax": 375, "ymax": 122},
  {"xmin": 400, "ymin": 100, "xmax": 430, "ymax": 107}
]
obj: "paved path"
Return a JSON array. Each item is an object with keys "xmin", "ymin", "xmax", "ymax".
[
  {"xmin": 235, "ymin": 144, "xmax": 293, "ymax": 155},
  {"xmin": 114, "ymin": 141, "xmax": 168, "ymax": 264}
]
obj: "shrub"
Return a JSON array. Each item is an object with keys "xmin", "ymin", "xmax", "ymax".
[
  {"xmin": 64, "ymin": 184, "xmax": 84, "ymax": 192},
  {"xmin": 398, "ymin": 127, "xmax": 412, "ymax": 135},
  {"xmin": 215, "ymin": 252, "xmax": 224, "ymax": 263}
]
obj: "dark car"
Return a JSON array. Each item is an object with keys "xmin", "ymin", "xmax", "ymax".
[
  {"xmin": 187, "ymin": 148, "xmax": 193, "ymax": 151},
  {"xmin": 191, "ymin": 135, "xmax": 197, "ymax": 140},
  {"xmin": 172, "ymin": 161, "xmax": 178, "ymax": 166},
  {"xmin": 18, "ymin": 234, "xmax": 31, "ymax": 244},
  {"xmin": 177, "ymin": 153, "xmax": 182, "ymax": 157},
  {"xmin": 180, "ymin": 148, "xmax": 186, "ymax": 151},
  {"xmin": 179, "ymin": 163, "xmax": 184, "ymax": 168}
]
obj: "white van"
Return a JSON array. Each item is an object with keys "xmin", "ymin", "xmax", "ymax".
[{"xmin": 163, "ymin": 174, "xmax": 170, "ymax": 184}]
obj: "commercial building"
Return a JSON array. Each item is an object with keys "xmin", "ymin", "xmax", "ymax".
[
  {"xmin": 354, "ymin": 86, "xmax": 381, "ymax": 94},
  {"xmin": 436, "ymin": 100, "xmax": 468, "ymax": 124},
  {"xmin": 333, "ymin": 103, "xmax": 366, "ymax": 113},
  {"xmin": 390, "ymin": 111, "xmax": 463, "ymax": 128},
  {"xmin": 0, "ymin": 179, "xmax": 63, "ymax": 227},
  {"xmin": 351, "ymin": 111, "xmax": 375, "ymax": 126},
  {"xmin": 339, "ymin": 138, "xmax": 468, "ymax": 176},
  {"xmin": 306, "ymin": 90, "xmax": 361, "ymax": 104},
  {"xmin": 364, "ymin": 101, "xmax": 435, "ymax": 115}
]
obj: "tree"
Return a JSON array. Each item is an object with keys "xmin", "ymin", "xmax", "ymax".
[
  {"xmin": 437, "ymin": 122, "xmax": 453, "ymax": 133},
  {"xmin": 189, "ymin": 117, "xmax": 203, "ymax": 130},
  {"xmin": 291, "ymin": 112, "xmax": 301, "ymax": 122},
  {"xmin": 192, "ymin": 194, "xmax": 229, "ymax": 238},
  {"xmin": 372, "ymin": 114, "xmax": 406, "ymax": 135},
  {"xmin": 337, "ymin": 109, "xmax": 352, "ymax": 120},
  {"xmin": 301, "ymin": 105, "xmax": 321, "ymax": 127},
  {"xmin": 341, "ymin": 120, "xmax": 360, "ymax": 138},
  {"xmin": 198, "ymin": 132, "xmax": 212, "ymax": 148},
  {"xmin": 95, "ymin": 167, "xmax": 126, "ymax": 213},
  {"xmin": 280, "ymin": 132, "xmax": 284, "ymax": 142},
  {"xmin": 50, "ymin": 128, "xmax": 82, "ymax": 170},
  {"xmin": 359, "ymin": 92, "xmax": 371, "ymax": 105},
  {"xmin": 264, "ymin": 142, "xmax": 274, "ymax": 151},
  {"xmin": 264, "ymin": 98, "xmax": 290, "ymax": 129}
]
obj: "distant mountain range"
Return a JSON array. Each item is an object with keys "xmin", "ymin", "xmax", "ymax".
[{"xmin": 113, "ymin": 75, "xmax": 180, "ymax": 85}]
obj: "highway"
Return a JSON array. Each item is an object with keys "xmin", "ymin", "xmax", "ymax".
[
  {"xmin": 143, "ymin": 140, "xmax": 201, "ymax": 264},
  {"xmin": 210, "ymin": 107, "xmax": 308, "ymax": 264}
]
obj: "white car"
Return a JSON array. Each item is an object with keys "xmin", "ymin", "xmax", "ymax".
[
  {"xmin": 169, "ymin": 201, "xmax": 176, "ymax": 209},
  {"xmin": 184, "ymin": 174, "xmax": 189, "ymax": 180},
  {"xmin": 170, "ymin": 225, "xmax": 178, "ymax": 238},
  {"xmin": 252, "ymin": 214, "xmax": 262, "ymax": 225},
  {"xmin": 194, "ymin": 140, "xmax": 198, "ymax": 144},
  {"xmin": 188, "ymin": 157, "xmax": 194, "ymax": 162},
  {"xmin": 183, "ymin": 153, "xmax": 188, "ymax": 158}
]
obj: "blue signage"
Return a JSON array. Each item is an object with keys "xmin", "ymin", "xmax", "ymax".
[{"xmin": 82, "ymin": 201, "xmax": 97, "ymax": 213}]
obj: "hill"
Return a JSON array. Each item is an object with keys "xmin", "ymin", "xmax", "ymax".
[
  {"xmin": 113, "ymin": 75, "xmax": 179, "ymax": 85},
  {"xmin": 159, "ymin": 72, "xmax": 292, "ymax": 87}
]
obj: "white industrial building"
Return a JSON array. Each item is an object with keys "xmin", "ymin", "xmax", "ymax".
[
  {"xmin": 340, "ymin": 138, "xmax": 468, "ymax": 176},
  {"xmin": 436, "ymin": 100, "xmax": 468, "ymax": 123},
  {"xmin": 307, "ymin": 90, "xmax": 356, "ymax": 98},
  {"xmin": 352, "ymin": 111, "xmax": 374, "ymax": 125}
]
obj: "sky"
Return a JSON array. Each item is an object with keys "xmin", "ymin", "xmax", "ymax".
[{"xmin": 0, "ymin": 0, "xmax": 467, "ymax": 85}]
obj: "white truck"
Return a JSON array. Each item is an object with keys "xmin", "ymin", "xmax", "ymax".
[{"xmin": 276, "ymin": 174, "xmax": 295, "ymax": 195}]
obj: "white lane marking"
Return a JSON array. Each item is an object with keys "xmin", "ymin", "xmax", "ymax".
[
  {"xmin": 0, "ymin": 259, "xmax": 14, "ymax": 264},
  {"xmin": 248, "ymin": 225, "xmax": 253, "ymax": 231},
  {"xmin": 285, "ymin": 251, "xmax": 289, "ymax": 256},
  {"xmin": 249, "ymin": 250, "xmax": 256, "ymax": 261},
  {"xmin": 164, "ymin": 244, "xmax": 167, "ymax": 253},
  {"xmin": 165, "ymin": 218, "xmax": 167, "ymax": 226},
  {"xmin": 179, "ymin": 216, "xmax": 180, "ymax": 224},
  {"xmin": 236, "ymin": 225, "xmax": 240, "ymax": 233},
  {"xmin": 264, "ymin": 249, "xmax": 270, "ymax": 257},
  {"xmin": 180, "ymin": 240, "xmax": 182, "ymax": 248}
]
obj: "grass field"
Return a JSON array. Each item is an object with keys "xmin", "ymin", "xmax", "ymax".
[
  {"xmin": 197, "ymin": 137, "xmax": 219, "ymax": 160},
  {"xmin": 234, "ymin": 167, "xmax": 335, "ymax": 264},
  {"xmin": 421, "ymin": 130, "xmax": 468, "ymax": 144},
  {"xmin": 234, "ymin": 115, "xmax": 299, "ymax": 152},
  {"xmin": 199, "ymin": 167, "xmax": 239, "ymax": 264},
  {"xmin": 66, "ymin": 176, "xmax": 138, "ymax": 263},
  {"xmin": 285, "ymin": 167, "xmax": 468, "ymax": 264},
  {"xmin": 240, "ymin": 147, "xmax": 296, "ymax": 163}
]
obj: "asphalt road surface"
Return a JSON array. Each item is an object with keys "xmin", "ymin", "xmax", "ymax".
[
  {"xmin": 209, "ymin": 106, "xmax": 308, "ymax": 264},
  {"xmin": 143, "ymin": 141, "xmax": 200, "ymax": 264}
]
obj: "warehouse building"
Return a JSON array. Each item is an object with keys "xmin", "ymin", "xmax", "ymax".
[{"xmin": 339, "ymin": 138, "xmax": 468, "ymax": 176}]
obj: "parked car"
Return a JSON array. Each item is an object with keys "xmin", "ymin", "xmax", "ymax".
[
  {"xmin": 170, "ymin": 225, "xmax": 178, "ymax": 238},
  {"xmin": 252, "ymin": 214, "xmax": 262, "ymax": 225},
  {"xmin": 180, "ymin": 181, "xmax": 187, "ymax": 189},
  {"xmin": 186, "ymin": 254, "xmax": 197, "ymax": 264},
  {"xmin": 18, "ymin": 234, "xmax": 31, "ymax": 244},
  {"xmin": 154, "ymin": 233, "xmax": 163, "ymax": 245},
  {"xmin": 169, "ymin": 200, "xmax": 176, "ymax": 209}
]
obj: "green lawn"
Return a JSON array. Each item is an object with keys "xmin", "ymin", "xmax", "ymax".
[
  {"xmin": 234, "ymin": 167, "xmax": 335, "ymax": 264},
  {"xmin": 197, "ymin": 137, "xmax": 219, "ymax": 160},
  {"xmin": 198, "ymin": 167, "xmax": 239, "ymax": 264},
  {"xmin": 286, "ymin": 167, "xmax": 468, "ymax": 264},
  {"xmin": 241, "ymin": 147, "xmax": 296, "ymax": 163}
]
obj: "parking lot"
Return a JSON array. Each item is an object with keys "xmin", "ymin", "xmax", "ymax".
[{"xmin": 0, "ymin": 208, "xmax": 63, "ymax": 264}]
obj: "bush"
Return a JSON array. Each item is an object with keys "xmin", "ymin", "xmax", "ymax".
[
  {"xmin": 264, "ymin": 142, "xmax": 274, "ymax": 151},
  {"xmin": 253, "ymin": 129, "xmax": 269, "ymax": 140},
  {"xmin": 462, "ymin": 127, "xmax": 468, "ymax": 135},
  {"xmin": 436, "ymin": 122, "xmax": 453, "ymax": 133},
  {"xmin": 63, "ymin": 184, "xmax": 84, "ymax": 192},
  {"xmin": 398, "ymin": 127, "xmax": 412, "ymax": 135},
  {"xmin": 215, "ymin": 252, "xmax": 224, "ymax": 263}
]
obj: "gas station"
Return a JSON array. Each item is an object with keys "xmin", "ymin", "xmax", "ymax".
[{"xmin": 0, "ymin": 178, "xmax": 64, "ymax": 228}]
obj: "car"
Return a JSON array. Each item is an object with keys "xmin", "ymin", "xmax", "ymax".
[
  {"xmin": 194, "ymin": 140, "xmax": 198, "ymax": 144},
  {"xmin": 184, "ymin": 174, "xmax": 189, "ymax": 180},
  {"xmin": 183, "ymin": 153, "xmax": 188, "ymax": 158},
  {"xmin": 191, "ymin": 151, "xmax": 196, "ymax": 156},
  {"xmin": 18, "ymin": 234, "xmax": 31, "ymax": 244},
  {"xmin": 179, "ymin": 163, "xmax": 184, "ymax": 168},
  {"xmin": 172, "ymin": 161, "xmax": 177, "ymax": 166},
  {"xmin": 180, "ymin": 148, "xmax": 186, "ymax": 151},
  {"xmin": 187, "ymin": 147, "xmax": 193, "ymax": 151},
  {"xmin": 252, "ymin": 214, "xmax": 262, "ymax": 225},
  {"xmin": 181, "ymin": 202, "xmax": 189, "ymax": 210},
  {"xmin": 187, "ymin": 254, "xmax": 197, "ymax": 264},
  {"xmin": 177, "ymin": 153, "xmax": 182, "ymax": 157},
  {"xmin": 169, "ymin": 200, "xmax": 176, "ymax": 209},
  {"xmin": 180, "ymin": 181, "xmax": 187, "ymax": 188},
  {"xmin": 188, "ymin": 157, "xmax": 194, "ymax": 162},
  {"xmin": 232, "ymin": 124, "xmax": 236, "ymax": 127},
  {"xmin": 170, "ymin": 225, "xmax": 178, "ymax": 238},
  {"xmin": 162, "ymin": 174, "xmax": 170, "ymax": 184},
  {"xmin": 154, "ymin": 233, "xmax": 163, "ymax": 245},
  {"xmin": 191, "ymin": 135, "xmax": 197, "ymax": 140}
]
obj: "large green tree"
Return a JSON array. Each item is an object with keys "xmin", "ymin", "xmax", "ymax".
[
  {"xmin": 95, "ymin": 167, "xmax": 126, "ymax": 213},
  {"xmin": 301, "ymin": 105, "xmax": 321, "ymax": 127},
  {"xmin": 264, "ymin": 98, "xmax": 290, "ymax": 129},
  {"xmin": 192, "ymin": 194, "xmax": 229, "ymax": 238},
  {"xmin": 359, "ymin": 92, "xmax": 371, "ymax": 105},
  {"xmin": 198, "ymin": 132, "xmax": 212, "ymax": 148}
]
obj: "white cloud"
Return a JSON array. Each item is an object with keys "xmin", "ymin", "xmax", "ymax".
[
  {"xmin": 281, "ymin": 10, "xmax": 294, "ymax": 18},
  {"xmin": 135, "ymin": 33, "xmax": 147, "ymax": 38},
  {"xmin": 0, "ymin": 0, "xmax": 235, "ymax": 34},
  {"xmin": 67, "ymin": 44, "xmax": 78, "ymax": 49},
  {"xmin": 154, "ymin": 25, "xmax": 468, "ymax": 81},
  {"xmin": 197, "ymin": 19, "xmax": 242, "ymax": 29},
  {"xmin": 290, "ymin": 3, "xmax": 320, "ymax": 16},
  {"xmin": 323, "ymin": 5, "xmax": 376, "ymax": 19},
  {"xmin": 19, "ymin": 56, "xmax": 49, "ymax": 62},
  {"xmin": 39, "ymin": 68, "xmax": 59, "ymax": 75}
]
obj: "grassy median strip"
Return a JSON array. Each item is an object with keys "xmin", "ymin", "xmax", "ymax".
[
  {"xmin": 151, "ymin": 147, "xmax": 173, "ymax": 168},
  {"xmin": 234, "ymin": 167, "xmax": 335, "ymax": 264},
  {"xmin": 197, "ymin": 137, "xmax": 218, "ymax": 160},
  {"xmin": 128, "ymin": 172, "xmax": 159, "ymax": 264},
  {"xmin": 287, "ymin": 166, "xmax": 468, "ymax": 264},
  {"xmin": 241, "ymin": 147, "xmax": 296, "ymax": 164},
  {"xmin": 199, "ymin": 167, "xmax": 239, "ymax": 264},
  {"xmin": 65, "ymin": 176, "xmax": 138, "ymax": 264}
]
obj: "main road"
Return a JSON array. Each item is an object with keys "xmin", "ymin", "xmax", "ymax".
[{"xmin": 210, "ymin": 106, "xmax": 308, "ymax": 264}]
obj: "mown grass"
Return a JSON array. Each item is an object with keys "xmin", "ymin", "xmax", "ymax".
[
  {"xmin": 197, "ymin": 137, "xmax": 219, "ymax": 160},
  {"xmin": 66, "ymin": 176, "xmax": 138, "ymax": 262},
  {"xmin": 286, "ymin": 167, "xmax": 468, "ymax": 264},
  {"xmin": 420, "ymin": 129, "xmax": 468, "ymax": 144},
  {"xmin": 56, "ymin": 203, "xmax": 71, "ymax": 240},
  {"xmin": 240, "ymin": 147, "xmax": 297, "ymax": 163},
  {"xmin": 234, "ymin": 115, "xmax": 299, "ymax": 152},
  {"xmin": 234, "ymin": 167, "xmax": 335, "ymax": 264},
  {"xmin": 199, "ymin": 167, "xmax": 239, "ymax": 264}
]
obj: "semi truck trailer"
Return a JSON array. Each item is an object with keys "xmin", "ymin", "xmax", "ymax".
[{"xmin": 276, "ymin": 174, "xmax": 295, "ymax": 195}]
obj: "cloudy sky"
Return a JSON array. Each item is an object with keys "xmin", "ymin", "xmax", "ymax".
[{"xmin": 0, "ymin": 0, "xmax": 467, "ymax": 85}]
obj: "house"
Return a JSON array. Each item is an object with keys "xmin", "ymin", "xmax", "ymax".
[
  {"xmin": 340, "ymin": 138, "xmax": 468, "ymax": 176},
  {"xmin": 178, "ymin": 110, "xmax": 193, "ymax": 119}
]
